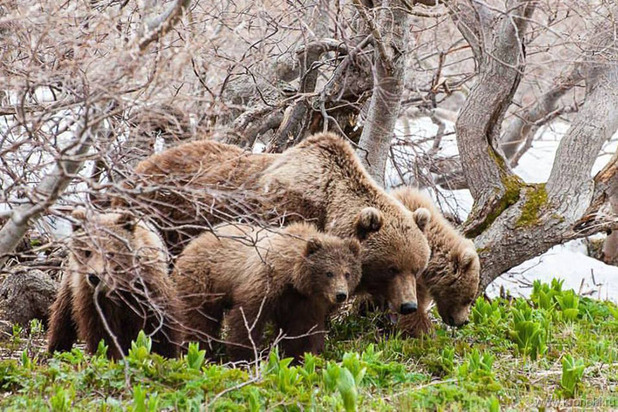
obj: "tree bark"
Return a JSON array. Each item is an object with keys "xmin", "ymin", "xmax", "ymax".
[
  {"xmin": 355, "ymin": 0, "xmax": 410, "ymax": 186},
  {"xmin": 137, "ymin": 0, "xmax": 191, "ymax": 51},
  {"xmin": 0, "ymin": 270, "xmax": 57, "ymax": 328}
]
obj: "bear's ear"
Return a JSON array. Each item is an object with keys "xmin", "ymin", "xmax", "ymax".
[
  {"xmin": 305, "ymin": 238, "xmax": 323, "ymax": 256},
  {"xmin": 345, "ymin": 238, "xmax": 361, "ymax": 257},
  {"xmin": 355, "ymin": 207, "xmax": 383, "ymax": 240},
  {"xmin": 116, "ymin": 212, "xmax": 136, "ymax": 232},
  {"xmin": 412, "ymin": 208, "xmax": 431, "ymax": 232},
  {"xmin": 71, "ymin": 209, "xmax": 87, "ymax": 232},
  {"xmin": 459, "ymin": 248, "xmax": 477, "ymax": 271}
]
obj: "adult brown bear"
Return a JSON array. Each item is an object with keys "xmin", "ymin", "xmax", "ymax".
[
  {"xmin": 173, "ymin": 222, "xmax": 362, "ymax": 361},
  {"xmin": 47, "ymin": 210, "xmax": 181, "ymax": 359},
  {"xmin": 114, "ymin": 133, "xmax": 431, "ymax": 315}
]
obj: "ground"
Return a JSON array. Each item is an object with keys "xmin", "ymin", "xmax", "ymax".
[{"xmin": 0, "ymin": 279, "xmax": 616, "ymax": 410}]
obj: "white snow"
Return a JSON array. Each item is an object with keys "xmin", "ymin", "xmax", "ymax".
[
  {"xmin": 391, "ymin": 116, "xmax": 618, "ymax": 303},
  {"xmin": 486, "ymin": 240, "xmax": 618, "ymax": 302}
]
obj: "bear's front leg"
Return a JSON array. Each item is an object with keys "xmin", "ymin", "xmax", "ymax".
[
  {"xmin": 225, "ymin": 303, "xmax": 268, "ymax": 362},
  {"xmin": 148, "ymin": 312, "xmax": 182, "ymax": 359},
  {"xmin": 277, "ymin": 302, "xmax": 327, "ymax": 362},
  {"xmin": 47, "ymin": 276, "xmax": 78, "ymax": 354}
]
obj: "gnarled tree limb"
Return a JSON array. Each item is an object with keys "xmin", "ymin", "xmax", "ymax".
[
  {"xmin": 451, "ymin": 0, "xmax": 536, "ymax": 235},
  {"xmin": 355, "ymin": 0, "xmax": 411, "ymax": 185},
  {"xmin": 472, "ymin": 6, "xmax": 618, "ymax": 291},
  {"xmin": 500, "ymin": 66, "xmax": 584, "ymax": 162},
  {"xmin": 137, "ymin": 0, "xmax": 191, "ymax": 51}
]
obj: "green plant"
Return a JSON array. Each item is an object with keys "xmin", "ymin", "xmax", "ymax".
[
  {"xmin": 185, "ymin": 342, "xmax": 206, "ymax": 371},
  {"xmin": 11, "ymin": 324, "xmax": 23, "ymax": 345},
  {"xmin": 440, "ymin": 347, "xmax": 455, "ymax": 373},
  {"xmin": 128, "ymin": 331, "xmax": 153, "ymax": 364},
  {"xmin": 487, "ymin": 396, "xmax": 500, "ymax": 412},
  {"xmin": 337, "ymin": 367, "xmax": 359, "ymax": 412},
  {"xmin": 509, "ymin": 305, "xmax": 547, "ymax": 360},
  {"xmin": 531, "ymin": 279, "xmax": 564, "ymax": 310},
  {"xmin": 458, "ymin": 349, "xmax": 494, "ymax": 379},
  {"xmin": 559, "ymin": 354, "xmax": 585, "ymax": 398},
  {"xmin": 0, "ymin": 279, "xmax": 615, "ymax": 410},
  {"xmin": 49, "ymin": 385, "xmax": 72, "ymax": 412},
  {"xmin": 471, "ymin": 299, "xmax": 503, "ymax": 325},
  {"xmin": 131, "ymin": 385, "xmax": 159, "ymax": 412},
  {"xmin": 555, "ymin": 290, "xmax": 580, "ymax": 322}
]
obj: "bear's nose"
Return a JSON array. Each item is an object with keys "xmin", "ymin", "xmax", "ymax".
[
  {"xmin": 87, "ymin": 273, "xmax": 100, "ymax": 287},
  {"xmin": 454, "ymin": 319, "xmax": 469, "ymax": 328},
  {"xmin": 400, "ymin": 302, "xmax": 417, "ymax": 314},
  {"xmin": 336, "ymin": 292, "xmax": 347, "ymax": 303}
]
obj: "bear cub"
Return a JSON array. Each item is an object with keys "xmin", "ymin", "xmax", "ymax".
[
  {"xmin": 391, "ymin": 187, "xmax": 480, "ymax": 336},
  {"xmin": 173, "ymin": 222, "xmax": 362, "ymax": 361},
  {"xmin": 47, "ymin": 210, "xmax": 181, "ymax": 359}
]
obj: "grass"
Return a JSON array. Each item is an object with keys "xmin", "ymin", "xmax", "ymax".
[{"xmin": 0, "ymin": 279, "xmax": 617, "ymax": 411}]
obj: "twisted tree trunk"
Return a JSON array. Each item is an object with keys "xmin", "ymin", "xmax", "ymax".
[{"xmin": 355, "ymin": 0, "xmax": 410, "ymax": 186}]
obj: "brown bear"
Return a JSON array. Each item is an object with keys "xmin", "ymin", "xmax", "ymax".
[
  {"xmin": 47, "ymin": 210, "xmax": 181, "ymax": 359},
  {"xmin": 115, "ymin": 133, "xmax": 431, "ymax": 316},
  {"xmin": 172, "ymin": 222, "xmax": 362, "ymax": 361},
  {"xmin": 390, "ymin": 186, "xmax": 480, "ymax": 336}
]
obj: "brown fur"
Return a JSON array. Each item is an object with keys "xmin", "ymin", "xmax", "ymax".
[
  {"xmin": 111, "ymin": 140, "xmax": 277, "ymax": 255},
  {"xmin": 117, "ymin": 133, "xmax": 431, "ymax": 313},
  {"xmin": 47, "ymin": 210, "xmax": 182, "ymax": 359},
  {"xmin": 172, "ymin": 222, "xmax": 362, "ymax": 361},
  {"xmin": 390, "ymin": 187, "xmax": 480, "ymax": 336}
]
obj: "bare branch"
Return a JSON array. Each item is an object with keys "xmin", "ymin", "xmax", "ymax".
[
  {"xmin": 137, "ymin": 0, "xmax": 191, "ymax": 51},
  {"xmin": 547, "ymin": 19, "xmax": 618, "ymax": 208},
  {"xmin": 501, "ymin": 66, "xmax": 584, "ymax": 161},
  {"xmin": 0, "ymin": 114, "xmax": 96, "ymax": 268}
]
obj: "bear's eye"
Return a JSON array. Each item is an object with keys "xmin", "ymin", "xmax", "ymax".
[
  {"xmin": 388, "ymin": 266, "xmax": 399, "ymax": 276},
  {"xmin": 326, "ymin": 272, "xmax": 334, "ymax": 278},
  {"xmin": 344, "ymin": 272, "xmax": 351, "ymax": 279},
  {"xmin": 83, "ymin": 250, "xmax": 92, "ymax": 259}
]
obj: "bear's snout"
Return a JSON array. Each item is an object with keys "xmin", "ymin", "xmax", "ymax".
[
  {"xmin": 447, "ymin": 316, "xmax": 469, "ymax": 327},
  {"xmin": 336, "ymin": 292, "xmax": 347, "ymax": 303},
  {"xmin": 400, "ymin": 301, "xmax": 417, "ymax": 314}
]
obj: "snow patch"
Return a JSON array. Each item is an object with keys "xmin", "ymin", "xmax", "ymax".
[{"xmin": 487, "ymin": 241, "xmax": 618, "ymax": 303}]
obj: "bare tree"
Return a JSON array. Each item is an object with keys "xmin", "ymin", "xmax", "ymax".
[{"xmin": 448, "ymin": 1, "xmax": 618, "ymax": 290}]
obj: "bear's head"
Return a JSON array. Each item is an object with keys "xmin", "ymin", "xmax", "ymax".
[
  {"xmin": 353, "ymin": 206, "xmax": 431, "ymax": 315},
  {"xmin": 295, "ymin": 236, "xmax": 362, "ymax": 306},
  {"xmin": 427, "ymin": 241, "xmax": 480, "ymax": 327},
  {"xmin": 69, "ymin": 210, "xmax": 165, "ymax": 294}
]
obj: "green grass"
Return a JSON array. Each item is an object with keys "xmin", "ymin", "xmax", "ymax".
[{"xmin": 1, "ymin": 279, "xmax": 617, "ymax": 411}]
